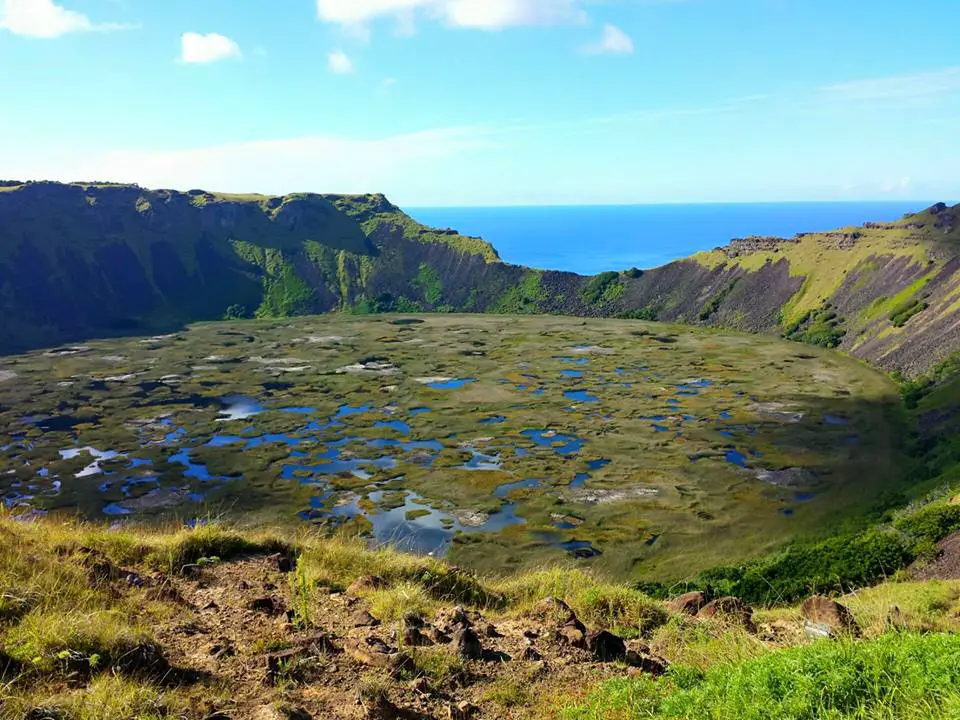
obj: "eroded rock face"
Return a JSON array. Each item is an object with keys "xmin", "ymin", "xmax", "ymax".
[{"xmin": 800, "ymin": 595, "xmax": 860, "ymax": 636}]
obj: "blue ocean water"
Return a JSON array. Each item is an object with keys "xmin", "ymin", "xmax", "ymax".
[{"xmin": 410, "ymin": 202, "xmax": 933, "ymax": 275}]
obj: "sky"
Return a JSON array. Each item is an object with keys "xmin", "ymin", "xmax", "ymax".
[{"xmin": 1, "ymin": 0, "xmax": 958, "ymax": 206}]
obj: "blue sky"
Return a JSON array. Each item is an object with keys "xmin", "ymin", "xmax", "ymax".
[{"xmin": 1, "ymin": 0, "xmax": 958, "ymax": 206}]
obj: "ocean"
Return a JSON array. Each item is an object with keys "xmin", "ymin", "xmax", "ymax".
[{"xmin": 409, "ymin": 202, "xmax": 934, "ymax": 275}]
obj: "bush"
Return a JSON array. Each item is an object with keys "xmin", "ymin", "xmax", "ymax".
[
  {"xmin": 890, "ymin": 298, "xmax": 929, "ymax": 328},
  {"xmin": 580, "ymin": 272, "xmax": 624, "ymax": 306}
]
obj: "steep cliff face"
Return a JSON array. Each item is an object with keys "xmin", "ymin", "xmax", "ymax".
[{"xmin": 1, "ymin": 181, "xmax": 958, "ymax": 376}]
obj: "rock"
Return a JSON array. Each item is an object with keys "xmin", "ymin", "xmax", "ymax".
[
  {"xmin": 401, "ymin": 612, "xmax": 425, "ymax": 629},
  {"xmin": 698, "ymin": 596, "xmax": 756, "ymax": 631},
  {"xmin": 253, "ymin": 705, "xmax": 312, "ymax": 720},
  {"xmin": 588, "ymin": 630, "xmax": 626, "ymax": 662},
  {"xmin": 438, "ymin": 605, "xmax": 471, "ymax": 630},
  {"xmin": 238, "ymin": 580, "xmax": 250, "ymax": 590},
  {"xmin": 401, "ymin": 626, "xmax": 433, "ymax": 647},
  {"xmin": 448, "ymin": 701, "xmax": 478, "ymax": 719},
  {"xmin": 303, "ymin": 632, "xmax": 340, "ymax": 655},
  {"xmin": 269, "ymin": 553, "xmax": 296, "ymax": 574},
  {"xmin": 425, "ymin": 626, "xmax": 451, "ymax": 644},
  {"xmin": 352, "ymin": 609, "xmax": 381, "ymax": 628},
  {"xmin": 665, "ymin": 591, "xmax": 706, "ymax": 616},
  {"xmin": 112, "ymin": 642, "xmax": 169, "ymax": 677},
  {"xmin": 452, "ymin": 628, "xmax": 483, "ymax": 660},
  {"xmin": 346, "ymin": 637, "xmax": 395, "ymax": 668},
  {"xmin": 248, "ymin": 596, "xmax": 284, "ymax": 615},
  {"xmin": 209, "ymin": 641, "xmax": 236, "ymax": 660},
  {"xmin": 409, "ymin": 676, "xmax": 433, "ymax": 695},
  {"xmin": 625, "ymin": 652, "xmax": 668, "ymax": 677},
  {"xmin": 87, "ymin": 561, "xmax": 124, "ymax": 583},
  {"xmin": 480, "ymin": 622, "xmax": 501, "ymax": 638},
  {"xmin": 23, "ymin": 709, "xmax": 64, "ymax": 720},
  {"xmin": 800, "ymin": 595, "xmax": 860, "ymax": 636},
  {"xmin": 387, "ymin": 652, "xmax": 417, "ymax": 679},
  {"xmin": 347, "ymin": 575, "xmax": 386, "ymax": 597},
  {"xmin": 533, "ymin": 597, "xmax": 579, "ymax": 626},
  {"xmin": 558, "ymin": 624, "xmax": 587, "ymax": 649},
  {"xmin": 521, "ymin": 645, "xmax": 542, "ymax": 661},
  {"xmin": 179, "ymin": 563, "xmax": 202, "ymax": 579},
  {"xmin": 145, "ymin": 583, "xmax": 187, "ymax": 605}
]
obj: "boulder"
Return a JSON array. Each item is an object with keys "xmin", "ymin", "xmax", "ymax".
[
  {"xmin": 452, "ymin": 628, "xmax": 483, "ymax": 660},
  {"xmin": 533, "ymin": 597, "xmax": 579, "ymax": 627},
  {"xmin": 698, "ymin": 596, "xmax": 756, "ymax": 631},
  {"xmin": 248, "ymin": 596, "xmax": 284, "ymax": 615},
  {"xmin": 112, "ymin": 642, "xmax": 169, "ymax": 677},
  {"xmin": 351, "ymin": 609, "xmax": 381, "ymax": 628},
  {"xmin": 588, "ymin": 630, "xmax": 626, "ymax": 662},
  {"xmin": 269, "ymin": 553, "xmax": 296, "ymax": 574},
  {"xmin": 625, "ymin": 651, "xmax": 668, "ymax": 677},
  {"xmin": 800, "ymin": 595, "xmax": 860, "ymax": 636},
  {"xmin": 665, "ymin": 591, "xmax": 706, "ymax": 616}
]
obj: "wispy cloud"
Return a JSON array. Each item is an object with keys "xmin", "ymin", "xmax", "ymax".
[
  {"xmin": 9, "ymin": 127, "xmax": 495, "ymax": 198},
  {"xmin": 179, "ymin": 32, "xmax": 242, "ymax": 64},
  {"xmin": 819, "ymin": 66, "xmax": 960, "ymax": 103},
  {"xmin": 316, "ymin": 0, "xmax": 586, "ymax": 32},
  {"xmin": 581, "ymin": 24, "xmax": 634, "ymax": 55},
  {"xmin": 0, "ymin": 0, "xmax": 135, "ymax": 38},
  {"xmin": 328, "ymin": 49, "xmax": 354, "ymax": 74}
]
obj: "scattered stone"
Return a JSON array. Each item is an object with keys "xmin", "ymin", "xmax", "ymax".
[
  {"xmin": 588, "ymin": 630, "xmax": 627, "ymax": 662},
  {"xmin": 352, "ymin": 609, "xmax": 381, "ymax": 628},
  {"xmin": 209, "ymin": 641, "xmax": 236, "ymax": 660},
  {"xmin": 567, "ymin": 486, "xmax": 658, "ymax": 505},
  {"xmin": 532, "ymin": 597, "xmax": 579, "ymax": 627},
  {"xmin": 24, "ymin": 708, "xmax": 64, "ymax": 720},
  {"xmin": 387, "ymin": 652, "xmax": 417, "ymax": 679},
  {"xmin": 800, "ymin": 595, "xmax": 860, "ymax": 636},
  {"xmin": 440, "ymin": 605, "xmax": 472, "ymax": 630},
  {"xmin": 401, "ymin": 626, "xmax": 433, "ymax": 647},
  {"xmin": 249, "ymin": 596, "xmax": 284, "ymax": 615},
  {"xmin": 480, "ymin": 622, "xmax": 501, "ymax": 638},
  {"xmin": 425, "ymin": 626, "xmax": 451, "ymax": 644},
  {"xmin": 270, "ymin": 553, "xmax": 296, "ymax": 574},
  {"xmin": 452, "ymin": 627, "xmax": 483, "ymax": 660},
  {"xmin": 558, "ymin": 624, "xmax": 588, "ymax": 649},
  {"xmin": 698, "ymin": 596, "xmax": 756, "ymax": 631},
  {"xmin": 0, "ymin": 370, "xmax": 16, "ymax": 383},
  {"xmin": 112, "ymin": 642, "xmax": 169, "ymax": 677},
  {"xmin": 348, "ymin": 575, "xmax": 386, "ymax": 597},
  {"xmin": 402, "ymin": 612, "xmax": 425, "ymax": 629},
  {"xmin": 346, "ymin": 637, "xmax": 396, "ymax": 668},
  {"xmin": 448, "ymin": 701, "xmax": 478, "ymax": 719},
  {"xmin": 666, "ymin": 591, "xmax": 706, "ymax": 616},
  {"xmin": 409, "ymin": 676, "xmax": 433, "ymax": 695},
  {"xmin": 625, "ymin": 652, "xmax": 668, "ymax": 677},
  {"xmin": 521, "ymin": 646, "xmax": 542, "ymax": 661}
]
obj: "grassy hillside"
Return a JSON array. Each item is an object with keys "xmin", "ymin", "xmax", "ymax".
[
  {"xmin": 1, "ymin": 507, "xmax": 958, "ymax": 720},
  {"xmin": 2, "ymin": 181, "xmax": 959, "ymax": 376}
]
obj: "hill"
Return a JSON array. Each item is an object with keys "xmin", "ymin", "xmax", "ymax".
[{"xmin": 1, "ymin": 181, "xmax": 959, "ymax": 376}]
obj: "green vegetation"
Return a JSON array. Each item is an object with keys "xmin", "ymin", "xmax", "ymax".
[
  {"xmin": 413, "ymin": 263, "xmax": 445, "ymax": 306},
  {"xmin": 492, "ymin": 270, "xmax": 548, "ymax": 314},
  {"xmin": 564, "ymin": 633, "xmax": 960, "ymax": 720},
  {"xmin": 889, "ymin": 298, "xmax": 929, "ymax": 327},
  {"xmin": 616, "ymin": 306, "xmax": 661, "ymax": 321},
  {"xmin": 580, "ymin": 272, "xmax": 625, "ymax": 306},
  {"xmin": 784, "ymin": 304, "xmax": 846, "ymax": 348},
  {"xmin": 699, "ymin": 279, "xmax": 740, "ymax": 321}
]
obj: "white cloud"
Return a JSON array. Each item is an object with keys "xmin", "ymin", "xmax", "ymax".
[
  {"xmin": 0, "ymin": 0, "xmax": 131, "ymax": 38},
  {"xmin": 581, "ymin": 23, "xmax": 634, "ymax": 55},
  {"xmin": 328, "ymin": 49, "xmax": 354, "ymax": 74},
  {"xmin": 7, "ymin": 128, "xmax": 493, "ymax": 202},
  {"xmin": 316, "ymin": 0, "xmax": 585, "ymax": 31},
  {"xmin": 180, "ymin": 32, "xmax": 242, "ymax": 64}
]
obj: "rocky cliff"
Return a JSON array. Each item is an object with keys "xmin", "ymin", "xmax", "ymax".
[{"xmin": 1, "ymin": 181, "xmax": 958, "ymax": 375}]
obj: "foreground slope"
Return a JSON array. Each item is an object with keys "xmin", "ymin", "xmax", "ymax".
[
  {"xmin": 1, "ymin": 516, "xmax": 959, "ymax": 720},
  {"xmin": 1, "ymin": 181, "xmax": 959, "ymax": 375}
]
